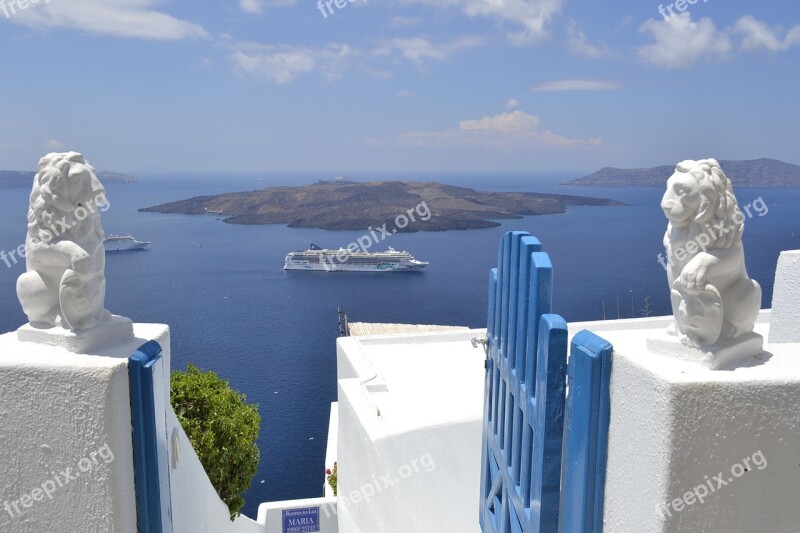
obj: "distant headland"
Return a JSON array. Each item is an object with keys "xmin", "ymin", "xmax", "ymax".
[
  {"xmin": 0, "ymin": 170, "xmax": 137, "ymax": 188},
  {"xmin": 140, "ymin": 180, "xmax": 627, "ymax": 232},
  {"xmin": 568, "ymin": 158, "xmax": 800, "ymax": 187}
]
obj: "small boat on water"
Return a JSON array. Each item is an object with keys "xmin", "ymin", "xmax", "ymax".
[{"xmin": 104, "ymin": 234, "xmax": 150, "ymax": 252}]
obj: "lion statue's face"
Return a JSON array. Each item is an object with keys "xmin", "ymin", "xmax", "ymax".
[
  {"xmin": 35, "ymin": 154, "xmax": 105, "ymax": 214},
  {"xmin": 660, "ymin": 159, "xmax": 743, "ymax": 250},
  {"xmin": 661, "ymin": 170, "xmax": 703, "ymax": 228},
  {"xmin": 28, "ymin": 152, "xmax": 107, "ymax": 244}
]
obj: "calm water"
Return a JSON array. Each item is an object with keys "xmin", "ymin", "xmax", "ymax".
[{"xmin": 1, "ymin": 173, "xmax": 797, "ymax": 517}]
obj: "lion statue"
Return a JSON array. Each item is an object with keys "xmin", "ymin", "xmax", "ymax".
[
  {"xmin": 17, "ymin": 152, "xmax": 112, "ymax": 331},
  {"xmin": 661, "ymin": 158, "xmax": 761, "ymax": 348}
]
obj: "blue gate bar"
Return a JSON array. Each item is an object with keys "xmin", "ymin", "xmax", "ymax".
[
  {"xmin": 559, "ymin": 330, "xmax": 614, "ymax": 533},
  {"xmin": 129, "ymin": 340, "xmax": 168, "ymax": 533}
]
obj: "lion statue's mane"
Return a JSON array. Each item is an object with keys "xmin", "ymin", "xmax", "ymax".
[
  {"xmin": 27, "ymin": 153, "xmax": 105, "ymax": 246},
  {"xmin": 668, "ymin": 158, "xmax": 744, "ymax": 251}
]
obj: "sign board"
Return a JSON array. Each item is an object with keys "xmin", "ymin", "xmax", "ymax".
[{"xmin": 282, "ymin": 507, "xmax": 320, "ymax": 533}]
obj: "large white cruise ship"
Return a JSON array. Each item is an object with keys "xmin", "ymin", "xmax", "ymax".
[
  {"xmin": 104, "ymin": 234, "xmax": 150, "ymax": 252},
  {"xmin": 284, "ymin": 244, "xmax": 428, "ymax": 272}
]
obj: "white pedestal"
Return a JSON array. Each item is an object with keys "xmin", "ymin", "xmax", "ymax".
[
  {"xmin": 770, "ymin": 250, "xmax": 800, "ymax": 344},
  {"xmin": 17, "ymin": 315, "xmax": 134, "ymax": 354},
  {"xmin": 646, "ymin": 330, "xmax": 764, "ymax": 370},
  {"xmin": 593, "ymin": 320, "xmax": 800, "ymax": 533},
  {"xmin": 0, "ymin": 323, "xmax": 170, "ymax": 533}
]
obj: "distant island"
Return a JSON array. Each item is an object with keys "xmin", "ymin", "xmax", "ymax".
[
  {"xmin": 140, "ymin": 180, "xmax": 627, "ymax": 232},
  {"xmin": 568, "ymin": 158, "xmax": 800, "ymax": 187},
  {"xmin": 95, "ymin": 171, "xmax": 138, "ymax": 184},
  {"xmin": 0, "ymin": 170, "xmax": 137, "ymax": 188}
]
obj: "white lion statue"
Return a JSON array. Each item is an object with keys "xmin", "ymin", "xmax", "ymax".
[
  {"xmin": 17, "ymin": 152, "xmax": 111, "ymax": 331},
  {"xmin": 661, "ymin": 158, "xmax": 761, "ymax": 349}
]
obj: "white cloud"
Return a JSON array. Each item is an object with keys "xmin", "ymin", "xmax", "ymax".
[
  {"xmin": 566, "ymin": 19, "xmax": 610, "ymax": 58},
  {"xmin": 459, "ymin": 110, "xmax": 542, "ymax": 132},
  {"xmin": 7, "ymin": 0, "xmax": 208, "ymax": 41},
  {"xmin": 396, "ymin": 90, "xmax": 415, "ymax": 98},
  {"xmin": 401, "ymin": 0, "xmax": 562, "ymax": 44},
  {"xmin": 637, "ymin": 13, "xmax": 731, "ymax": 68},
  {"xmin": 229, "ymin": 34, "xmax": 484, "ymax": 83},
  {"xmin": 505, "ymin": 98, "xmax": 519, "ymax": 109},
  {"xmin": 390, "ymin": 16, "xmax": 422, "ymax": 28},
  {"xmin": 239, "ymin": 0, "xmax": 298, "ymax": 12},
  {"xmin": 533, "ymin": 79, "xmax": 620, "ymax": 91},
  {"xmin": 733, "ymin": 15, "xmax": 800, "ymax": 53},
  {"xmin": 240, "ymin": 0, "xmax": 264, "ymax": 14},
  {"xmin": 230, "ymin": 42, "xmax": 351, "ymax": 84},
  {"xmin": 43, "ymin": 140, "xmax": 66, "ymax": 150},
  {"xmin": 617, "ymin": 15, "xmax": 634, "ymax": 31},
  {"xmin": 388, "ymin": 110, "xmax": 602, "ymax": 152},
  {"xmin": 373, "ymin": 36, "xmax": 486, "ymax": 65}
]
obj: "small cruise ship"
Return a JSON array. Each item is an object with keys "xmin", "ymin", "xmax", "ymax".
[
  {"xmin": 104, "ymin": 234, "xmax": 150, "ymax": 252},
  {"xmin": 284, "ymin": 244, "xmax": 428, "ymax": 272}
]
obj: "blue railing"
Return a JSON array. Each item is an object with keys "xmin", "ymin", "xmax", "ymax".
[{"xmin": 480, "ymin": 232, "xmax": 613, "ymax": 533}]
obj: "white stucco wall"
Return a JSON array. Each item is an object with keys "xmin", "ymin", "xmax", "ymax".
[
  {"xmin": 770, "ymin": 249, "xmax": 800, "ymax": 343},
  {"xmin": 335, "ymin": 330, "xmax": 485, "ymax": 533},
  {"xmin": 324, "ymin": 403, "xmax": 339, "ymax": 498},
  {"xmin": 0, "ymin": 321, "xmax": 266, "ymax": 533},
  {"xmin": 585, "ymin": 314, "xmax": 800, "ymax": 533},
  {"xmin": 0, "ymin": 323, "xmax": 169, "ymax": 533}
]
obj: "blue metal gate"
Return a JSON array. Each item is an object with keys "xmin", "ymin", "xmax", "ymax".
[{"xmin": 479, "ymin": 231, "xmax": 613, "ymax": 533}]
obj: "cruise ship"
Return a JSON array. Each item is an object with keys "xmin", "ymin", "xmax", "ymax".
[
  {"xmin": 104, "ymin": 234, "xmax": 150, "ymax": 252},
  {"xmin": 284, "ymin": 244, "xmax": 428, "ymax": 272}
]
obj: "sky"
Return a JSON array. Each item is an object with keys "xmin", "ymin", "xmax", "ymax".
[{"xmin": 0, "ymin": 0, "xmax": 798, "ymax": 174}]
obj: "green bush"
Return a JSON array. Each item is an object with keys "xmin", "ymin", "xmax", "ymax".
[{"xmin": 171, "ymin": 364, "xmax": 261, "ymax": 518}]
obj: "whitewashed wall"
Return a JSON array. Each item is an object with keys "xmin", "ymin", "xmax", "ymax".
[
  {"xmin": 572, "ymin": 295, "xmax": 800, "ymax": 532},
  {"xmin": 770, "ymin": 250, "xmax": 800, "ymax": 343},
  {"xmin": 0, "ymin": 324, "xmax": 169, "ymax": 533},
  {"xmin": 0, "ymin": 322, "xmax": 268, "ymax": 533},
  {"xmin": 335, "ymin": 332, "xmax": 484, "ymax": 533}
]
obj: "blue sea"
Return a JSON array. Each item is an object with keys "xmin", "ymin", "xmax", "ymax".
[{"xmin": 1, "ymin": 172, "xmax": 798, "ymax": 517}]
